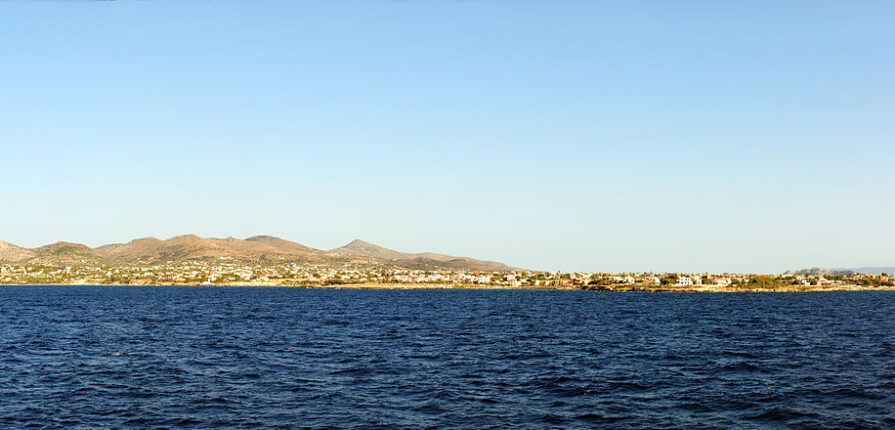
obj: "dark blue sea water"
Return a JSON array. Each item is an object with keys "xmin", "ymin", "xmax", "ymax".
[{"xmin": 2, "ymin": 286, "xmax": 894, "ymax": 429}]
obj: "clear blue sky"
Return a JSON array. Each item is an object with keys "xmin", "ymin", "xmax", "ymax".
[{"xmin": 1, "ymin": 1, "xmax": 893, "ymax": 273}]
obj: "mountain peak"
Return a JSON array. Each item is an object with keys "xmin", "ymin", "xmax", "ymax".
[
  {"xmin": 169, "ymin": 234, "xmax": 203, "ymax": 242},
  {"xmin": 132, "ymin": 237, "xmax": 161, "ymax": 243},
  {"xmin": 38, "ymin": 241, "xmax": 92, "ymax": 250},
  {"xmin": 246, "ymin": 235, "xmax": 283, "ymax": 242},
  {"xmin": 331, "ymin": 239, "xmax": 405, "ymax": 260},
  {"xmin": 330, "ymin": 239, "xmax": 408, "ymax": 260},
  {"xmin": 345, "ymin": 239, "xmax": 374, "ymax": 247},
  {"xmin": 31, "ymin": 242, "xmax": 101, "ymax": 263}
]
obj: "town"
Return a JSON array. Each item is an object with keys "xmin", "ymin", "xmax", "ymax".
[{"xmin": 1, "ymin": 261, "xmax": 893, "ymax": 291}]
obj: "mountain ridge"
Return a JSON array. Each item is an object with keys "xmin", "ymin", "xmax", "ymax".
[
  {"xmin": 0, "ymin": 235, "xmax": 515, "ymax": 271},
  {"xmin": 329, "ymin": 239, "xmax": 514, "ymax": 271}
]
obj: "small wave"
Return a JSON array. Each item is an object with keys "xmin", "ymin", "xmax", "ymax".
[
  {"xmin": 720, "ymin": 350, "xmax": 759, "ymax": 359},
  {"xmin": 412, "ymin": 402, "xmax": 447, "ymax": 414},
  {"xmin": 539, "ymin": 414, "xmax": 567, "ymax": 424},
  {"xmin": 606, "ymin": 380, "xmax": 650, "ymax": 392},
  {"xmin": 827, "ymin": 387, "xmax": 885, "ymax": 400},
  {"xmin": 575, "ymin": 413, "xmax": 624, "ymax": 424},
  {"xmin": 330, "ymin": 366, "xmax": 372, "ymax": 376},
  {"xmin": 746, "ymin": 406, "xmax": 818, "ymax": 422},
  {"xmin": 721, "ymin": 361, "xmax": 761, "ymax": 372}
]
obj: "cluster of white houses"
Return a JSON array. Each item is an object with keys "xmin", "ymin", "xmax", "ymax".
[{"xmin": 2, "ymin": 262, "xmax": 893, "ymax": 288}]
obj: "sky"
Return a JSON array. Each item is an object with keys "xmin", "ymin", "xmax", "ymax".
[{"xmin": 1, "ymin": 1, "xmax": 893, "ymax": 274}]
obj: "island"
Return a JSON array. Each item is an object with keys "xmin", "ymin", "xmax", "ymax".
[{"xmin": 1, "ymin": 235, "xmax": 892, "ymax": 292}]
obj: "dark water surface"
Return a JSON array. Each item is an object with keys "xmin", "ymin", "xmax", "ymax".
[{"xmin": 2, "ymin": 286, "xmax": 894, "ymax": 429}]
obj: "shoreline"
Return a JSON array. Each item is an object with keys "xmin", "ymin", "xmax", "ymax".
[{"xmin": 2, "ymin": 282, "xmax": 895, "ymax": 292}]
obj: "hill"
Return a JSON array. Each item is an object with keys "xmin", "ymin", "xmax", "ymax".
[
  {"xmin": 32, "ymin": 242, "xmax": 105, "ymax": 265},
  {"xmin": 833, "ymin": 267, "xmax": 895, "ymax": 275},
  {"xmin": 95, "ymin": 234, "xmax": 329, "ymax": 264},
  {"xmin": 784, "ymin": 267, "xmax": 895, "ymax": 276},
  {"xmin": 0, "ymin": 235, "xmax": 515, "ymax": 271},
  {"xmin": 329, "ymin": 239, "xmax": 513, "ymax": 271},
  {"xmin": 330, "ymin": 239, "xmax": 409, "ymax": 260},
  {"xmin": 0, "ymin": 240, "xmax": 34, "ymax": 262}
]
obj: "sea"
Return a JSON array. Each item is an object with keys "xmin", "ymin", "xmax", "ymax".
[{"xmin": 1, "ymin": 286, "xmax": 894, "ymax": 429}]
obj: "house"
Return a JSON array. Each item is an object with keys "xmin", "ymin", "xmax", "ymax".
[{"xmin": 678, "ymin": 276, "xmax": 694, "ymax": 286}]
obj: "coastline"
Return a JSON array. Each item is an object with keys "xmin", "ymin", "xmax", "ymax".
[{"xmin": 2, "ymin": 282, "xmax": 895, "ymax": 292}]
